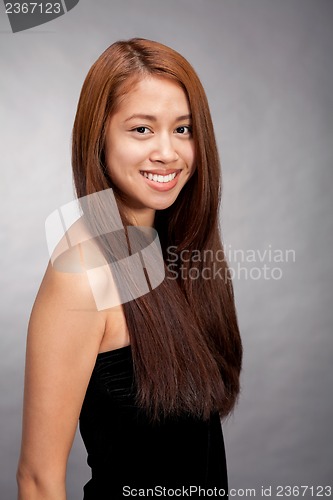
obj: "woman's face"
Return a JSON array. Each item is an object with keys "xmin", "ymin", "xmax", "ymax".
[{"xmin": 105, "ymin": 76, "xmax": 195, "ymax": 226}]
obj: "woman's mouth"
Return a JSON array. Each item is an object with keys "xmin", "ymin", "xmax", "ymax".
[
  {"xmin": 141, "ymin": 171, "xmax": 177, "ymax": 183},
  {"xmin": 139, "ymin": 170, "xmax": 181, "ymax": 191}
]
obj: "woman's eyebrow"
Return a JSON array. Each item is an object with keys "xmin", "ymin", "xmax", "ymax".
[
  {"xmin": 124, "ymin": 114, "xmax": 156, "ymax": 122},
  {"xmin": 124, "ymin": 113, "xmax": 192, "ymax": 123},
  {"xmin": 175, "ymin": 114, "xmax": 192, "ymax": 122}
]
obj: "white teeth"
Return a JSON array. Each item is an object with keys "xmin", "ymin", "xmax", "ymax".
[{"xmin": 141, "ymin": 172, "xmax": 177, "ymax": 183}]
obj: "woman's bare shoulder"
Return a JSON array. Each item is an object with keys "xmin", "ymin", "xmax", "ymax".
[
  {"xmin": 49, "ymin": 216, "xmax": 108, "ymax": 275},
  {"xmin": 31, "ymin": 216, "xmax": 110, "ymax": 338},
  {"xmin": 33, "ymin": 214, "xmax": 124, "ymax": 339}
]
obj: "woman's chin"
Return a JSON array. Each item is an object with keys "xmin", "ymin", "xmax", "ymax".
[
  {"xmin": 150, "ymin": 200, "xmax": 177, "ymax": 211},
  {"xmin": 148, "ymin": 191, "xmax": 182, "ymax": 211}
]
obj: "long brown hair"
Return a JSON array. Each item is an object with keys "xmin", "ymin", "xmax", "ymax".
[{"xmin": 72, "ymin": 38, "xmax": 242, "ymax": 421}]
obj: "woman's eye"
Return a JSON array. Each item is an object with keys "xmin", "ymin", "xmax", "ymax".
[
  {"xmin": 133, "ymin": 126, "xmax": 150, "ymax": 134},
  {"xmin": 175, "ymin": 126, "xmax": 192, "ymax": 135}
]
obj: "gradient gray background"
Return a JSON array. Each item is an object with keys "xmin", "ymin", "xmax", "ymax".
[{"xmin": 1, "ymin": 0, "xmax": 332, "ymax": 498}]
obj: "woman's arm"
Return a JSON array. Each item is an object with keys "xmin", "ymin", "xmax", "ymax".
[{"xmin": 17, "ymin": 257, "xmax": 107, "ymax": 499}]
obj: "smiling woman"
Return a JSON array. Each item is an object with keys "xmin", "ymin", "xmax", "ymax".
[
  {"xmin": 17, "ymin": 38, "xmax": 243, "ymax": 500},
  {"xmin": 105, "ymin": 76, "xmax": 195, "ymax": 220}
]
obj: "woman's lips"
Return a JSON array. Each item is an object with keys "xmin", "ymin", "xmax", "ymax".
[{"xmin": 139, "ymin": 169, "xmax": 181, "ymax": 192}]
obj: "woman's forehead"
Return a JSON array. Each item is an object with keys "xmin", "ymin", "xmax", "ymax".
[{"xmin": 113, "ymin": 76, "xmax": 190, "ymax": 117}]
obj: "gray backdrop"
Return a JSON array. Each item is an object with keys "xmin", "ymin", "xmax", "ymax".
[{"xmin": 1, "ymin": 0, "xmax": 332, "ymax": 498}]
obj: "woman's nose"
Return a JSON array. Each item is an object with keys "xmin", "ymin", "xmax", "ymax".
[{"xmin": 149, "ymin": 134, "xmax": 179, "ymax": 164}]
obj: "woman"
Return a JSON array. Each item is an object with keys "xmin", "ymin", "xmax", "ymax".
[{"xmin": 17, "ymin": 38, "xmax": 242, "ymax": 499}]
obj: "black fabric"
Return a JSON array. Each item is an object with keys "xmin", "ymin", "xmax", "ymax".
[{"xmin": 79, "ymin": 345, "xmax": 229, "ymax": 499}]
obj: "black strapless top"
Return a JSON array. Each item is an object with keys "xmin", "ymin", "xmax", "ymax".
[{"xmin": 79, "ymin": 345, "xmax": 228, "ymax": 499}]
